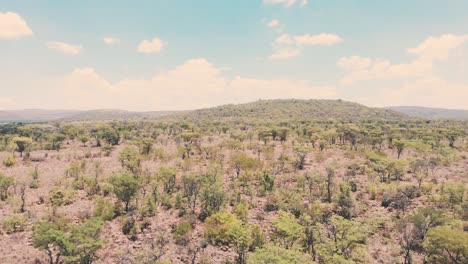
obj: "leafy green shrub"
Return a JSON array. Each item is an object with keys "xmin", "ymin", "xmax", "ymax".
[
  {"xmin": 271, "ymin": 210, "xmax": 303, "ymax": 249},
  {"xmin": 32, "ymin": 217, "xmax": 104, "ymax": 264},
  {"xmin": 382, "ymin": 185, "xmax": 420, "ymax": 211},
  {"xmin": 3, "ymin": 154, "xmax": 16, "ymax": 167},
  {"xmin": 233, "ymin": 201, "xmax": 249, "ymax": 222},
  {"xmin": 249, "ymin": 224, "xmax": 265, "ymax": 251},
  {"xmin": 140, "ymin": 196, "xmax": 157, "ymax": 217},
  {"xmin": 2, "ymin": 215, "xmax": 26, "ymax": 234},
  {"xmin": 172, "ymin": 220, "xmax": 193, "ymax": 245},
  {"xmin": 100, "ymin": 182, "xmax": 114, "ymax": 196},
  {"xmin": 424, "ymin": 226, "xmax": 468, "ymax": 263},
  {"xmin": 94, "ymin": 198, "xmax": 116, "ymax": 221},
  {"xmin": 204, "ymin": 212, "xmax": 243, "ymax": 245},
  {"xmin": 50, "ymin": 187, "xmax": 75, "ymax": 207},
  {"xmin": 248, "ymin": 244, "xmax": 312, "ymax": 264},
  {"xmin": 0, "ymin": 173, "xmax": 14, "ymax": 201},
  {"xmin": 111, "ymin": 171, "xmax": 140, "ymax": 213}
]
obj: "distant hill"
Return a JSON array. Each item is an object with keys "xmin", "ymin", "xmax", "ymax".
[
  {"xmin": 1, "ymin": 100, "xmax": 419, "ymax": 123},
  {"xmin": 387, "ymin": 106, "xmax": 468, "ymax": 120},
  {"xmin": 0, "ymin": 109, "xmax": 81, "ymax": 122},
  {"xmin": 0, "ymin": 109, "xmax": 177, "ymax": 122},
  {"xmin": 59, "ymin": 109, "xmax": 176, "ymax": 122},
  {"xmin": 172, "ymin": 99, "xmax": 408, "ymax": 122}
]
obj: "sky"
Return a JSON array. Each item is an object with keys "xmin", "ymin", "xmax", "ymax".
[{"xmin": 0, "ymin": 0, "xmax": 467, "ymax": 111}]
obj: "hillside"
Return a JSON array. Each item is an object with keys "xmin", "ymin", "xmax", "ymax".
[
  {"xmin": 59, "ymin": 109, "xmax": 177, "ymax": 122},
  {"xmin": 174, "ymin": 99, "xmax": 408, "ymax": 122},
  {"xmin": 0, "ymin": 109, "xmax": 178, "ymax": 122},
  {"xmin": 0, "ymin": 109, "xmax": 80, "ymax": 122},
  {"xmin": 387, "ymin": 106, "xmax": 468, "ymax": 120},
  {"xmin": 1, "ymin": 100, "xmax": 408, "ymax": 123}
]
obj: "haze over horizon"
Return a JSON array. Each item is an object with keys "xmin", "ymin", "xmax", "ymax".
[{"xmin": 1, "ymin": 0, "xmax": 468, "ymax": 111}]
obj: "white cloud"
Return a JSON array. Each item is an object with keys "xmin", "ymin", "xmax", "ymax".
[
  {"xmin": 407, "ymin": 34, "xmax": 468, "ymax": 61},
  {"xmin": 267, "ymin": 19, "xmax": 280, "ymax": 28},
  {"xmin": 103, "ymin": 37, "xmax": 119, "ymax": 44},
  {"xmin": 137, "ymin": 38, "xmax": 164, "ymax": 53},
  {"xmin": 275, "ymin": 33, "xmax": 342, "ymax": 46},
  {"xmin": 338, "ymin": 34, "xmax": 468, "ymax": 84},
  {"xmin": 271, "ymin": 33, "xmax": 342, "ymax": 59},
  {"xmin": 337, "ymin": 56, "xmax": 372, "ymax": 71},
  {"xmin": 263, "ymin": 0, "xmax": 307, "ymax": 7},
  {"xmin": 46, "ymin": 41, "xmax": 82, "ymax": 55},
  {"xmin": 294, "ymin": 34, "xmax": 342, "ymax": 46},
  {"xmin": 54, "ymin": 58, "xmax": 336, "ymax": 110},
  {"xmin": 269, "ymin": 48, "xmax": 301, "ymax": 60},
  {"xmin": 0, "ymin": 12, "xmax": 33, "ymax": 39},
  {"xmin": 339, "ymin": 59, "xmax": 432, "ymax": 85}
]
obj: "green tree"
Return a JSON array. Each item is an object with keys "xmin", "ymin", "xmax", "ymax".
[
  {"xmin": 293, "ymin": 146, "xmax": 312, "ymax": 170},
  {"xmin": 13, "ymin": 136, "xmax": 32, "ymax": 157},
  {"xmin": 204, "ymin": 212, "xmax": 243, "ymax": 245},
  {"xmin": 138, "ymin": 138, "xmax": 153, "ymax": 155},
  {"xmin": 316, "ymin": 215, "xmax": 368, "ymax": 263},
  {"xmin": 231, "ymin": 152, "xmax": 260, "ymax": 178},
  {"xmin": 119, "ymin": 146, "xmax": 142, "ymax": 177},
  {"xmin": 182, "ymin": 173, "xmax": 202, "ymax": 213},
  {"xmin": 424, "ymin": 226, "xmax": 467, "ymax": 263},
  {"xmin": 32, "ymin": 218, "xmax": 104, "ymax": 264},
  {"xmin": 204, "ymin": 212, "xmax": 251, "ymax": 264},
  {"xmin": 0, "ymin": 173, "xmax": 14, "ymax": 201},
  {"xmin": 99, "ymin": 126, "xmax": 120, "ymax": 146},
  {"xmin": 32, "ymin": 221, "xmax": 69, "ymax": 264},
  {"xmin": 272, "ymin": 210, "xmax": 303, "ymax": 249},
  {"xmin": 111, "ymin": 171, "xmax": 140, "ymax": 213},
  {"xmin": 394, "ymin": 140, "xmax": 406, "ymax": 159},
  {"xmin": 67, "ymin": 218, "xmax": 104, "ymax": 264},
  {"xmin": 157, "ymin": 167, "xmax": 177, "ymax": 194},
  {"xmin": 336, "ymin": 182, "xmax": 353, "ymax": 219},
  {"xmin": 326, "ymin": 167, "xmax": 335, "ymax": 203},
  {"xmin": 229, "ymin": 222, "xmax": 251, "ymax": 264}
]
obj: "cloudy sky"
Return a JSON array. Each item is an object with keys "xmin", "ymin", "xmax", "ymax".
[{"xmin": 1, "ymin": 0, "xmax": 467, "ymax": 111}]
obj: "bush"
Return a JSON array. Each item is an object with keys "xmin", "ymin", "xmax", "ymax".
[
  {"xmin": 50, "ymin": 187, "xmax": 75, "ymax": 207},
  {"xmin": 122, "ymin": 217, "xmax": 138, "ymax": 240},
  {"xmin": 100, "ymin": 182, "xmax": 114, "ymax": 196},
  {"xmin": 381, "ymin": 185, "xmax": 419, "ymax": 211},
  {"xmin": 172, "ymin": 220, "xmax": 193, "ymax": 245},
  {"xmin": 0, "ymin": 173, "xmax": 14, "ymax": 201},
  {"xmin": 94, "ymin": 198, "xmax": 116, "ymax": 221},
  {"xmin": 205, "ymin": 212, "xmax": 243, "ymax": 245},
  {"xmin": 248, "ymin": 244, "xmax": 312, "ymax": 264},
  {"xmin": 2, "ymin": 215, "xmax": 26, "ymax": 234},
  {"xmin": 250, "ymin": 225, "xmax": 265, "ymax": 251},
  {"xmin": 233, "ymin": 201, "xmax": 249, "ymax": 222},
  {"xmin": 140, "ymin": 197, "xmax": 157, "ymax": 217},
  {"xmin": 3, "ymin": 154, "xmax": 16, "ymax": 167}
]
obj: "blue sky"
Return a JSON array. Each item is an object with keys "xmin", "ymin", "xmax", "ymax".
[{"xmin": 1, "ymin": 0, "xmax": 467, "ymax": 110}]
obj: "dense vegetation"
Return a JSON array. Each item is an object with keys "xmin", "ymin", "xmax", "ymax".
[
  {"xmin": 0, "ymin": 99, "xmax": 466, "ymax": 264},
  {"xmin": 172, "ymin": 99, "xmax": 408, "ymax": 122}
]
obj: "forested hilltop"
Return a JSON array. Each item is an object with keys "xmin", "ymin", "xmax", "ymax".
[
  {"xmin": 172, "ymin": 99, "xmax": 408, "ymax": 122},
  {"xmin": 0, "ymin": 99, "xmax": 466, "ymax": 264}
]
